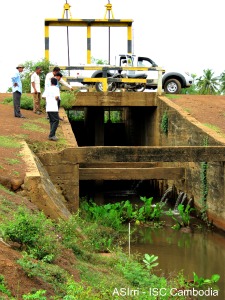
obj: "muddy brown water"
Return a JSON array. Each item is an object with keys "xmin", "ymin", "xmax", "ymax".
[{"xmin": 127, "ymin": 223, "xmax": 225, "ymax": 300}]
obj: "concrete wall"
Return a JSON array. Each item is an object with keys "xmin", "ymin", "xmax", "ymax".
[
  {"xmin": 36, "ymin": 94, "xmax": 225, "ymax": 230},
  {"xmin": 157, "ymin": 96, "xmax": 225, "ymax": 230}
]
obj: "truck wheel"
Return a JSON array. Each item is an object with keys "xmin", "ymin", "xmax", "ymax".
[
  {"xmin": 164, "ymin": 79, "xmax": 181, "ymax": 94},
  {"xmin": 134, "ymin": 84, "xmax": 146, "ymax": 92},
  {"xmin": 95, "ymin": 82, "xmax": 117, "ymax": 92}
]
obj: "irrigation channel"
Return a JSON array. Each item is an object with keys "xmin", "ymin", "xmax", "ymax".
[
  {"xmin": 82, "ymin": 180, "xmax": 225, "ymax": 298},
  {"xmin": 124, "ymin": 200, "xmax": 225, "ymax": 300}
]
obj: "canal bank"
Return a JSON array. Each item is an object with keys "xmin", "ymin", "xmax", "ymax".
[{"xmin": 2, "ymin": 92, "xmax": 225, "ymax": 298}]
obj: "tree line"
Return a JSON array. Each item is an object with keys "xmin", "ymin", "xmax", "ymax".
[{"xmin": 183, "ymin": 69, "xmax": 225, "ymax": 95}]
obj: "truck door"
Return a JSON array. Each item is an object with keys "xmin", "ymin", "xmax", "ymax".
[{"xmin": 137, "ymin": 57, "xmax": 158, "ymax": 83}]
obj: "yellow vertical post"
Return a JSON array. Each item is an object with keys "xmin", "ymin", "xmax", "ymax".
[
  {"xmin": 157, "ymin": 69, "xmax": 163, "ymax": 95},
  {"xmin": 102, "ymin": 78, "xmax": 108, "ymax": 92},
  {"xmin": 87, "ymin": 25, "xmax": 91, "ymax": 64},
  {"xmin": 44, "ymin": 24, "xmax": 49, "ymax": 61},
  {"xmin": 127, "ymin": 25, "xmax": 132, "ymax": 55}
]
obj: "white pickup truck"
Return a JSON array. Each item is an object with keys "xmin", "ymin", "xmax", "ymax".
[{"xmin": 76, "ymin": 54, "xmax": 193, "ymax": 94}]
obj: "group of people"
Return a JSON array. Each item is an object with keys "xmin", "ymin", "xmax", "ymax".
[{"xmin": 11, "ymin": 64, "xmax": 73, "ymax": 141}]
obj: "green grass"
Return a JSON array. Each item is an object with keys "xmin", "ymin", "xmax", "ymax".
[
  {"xmin": 5, "ymin": 158, "xmax": 20, "ymax": 165},
  {"xmin": 203, "ymin": 123, "xmax": 221, "ymax": 133},
  {"xmin": 0, "ymin": 136, "xmax": 21, "ymax": 148},
  {"xmin": 22, "ymin": 122, "xmax": 48, "ymax": 133},
  {"xmin": 28, "ymin": 138, "xmax": 68, "ymax": 153},
  {"xmin": 12, "ymin": 171, "xmax": 20, "ymax": 176},
  {"xmin": 0, "ymin": 184, "xmax": 15, "ymax": 196},
  {"xmin": 184, "ymin": 107, "xmax": 191, "ymax": 113},
  {"xmin": 33, "ymin": 117, "xmax": 49, "ymax": 125},
  {"xmin": 14, "ymin": 134, "xmax": 28, "ymax": 140},
  {"xmin": 165, "ymin": 94, "xmax": 181, "ymax": 99}
]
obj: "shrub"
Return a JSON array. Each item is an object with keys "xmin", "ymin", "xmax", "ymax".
[
  {"xmin": 3, "ymin": 94, "xmax": 46, "ymax": 111},
  {"xmin": 60, "ymin": 91, "xmax": 77, "ymax": 109},
  {"xmin": 1, "ymin": 207, "xmax": 60, "ymax": 261}
]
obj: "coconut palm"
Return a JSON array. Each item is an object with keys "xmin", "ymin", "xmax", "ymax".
[
  {"xmin": 219, "ymin": 71, "xmax": 225, "ymax": 94},
  {"xmin": 196, "ymin": 69, "xmax": 220, "ymax": 95}
]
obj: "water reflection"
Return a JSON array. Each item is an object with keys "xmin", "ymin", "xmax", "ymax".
[{"xmin": 129, "ymin": 226, "xmax": 225, "ymax": 299}]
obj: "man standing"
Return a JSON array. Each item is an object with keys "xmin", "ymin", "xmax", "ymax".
[
  {"xmin": 42, "ymin": 77, "xmax": 60, "ymax": 141},
  {"xmin": 44, "ymin": 67, "xmax": 73, "ymax": 120},
  {"xmin": 11, "ymin": 64, "xmax": 25, "ymax": 118},
  {"xmin": 31, "ymin": 66, "xmax": 42, "ymax": 115},
  {"xmin": 45, "ymin": 66, "xmax": 73, "ymax": 91}
]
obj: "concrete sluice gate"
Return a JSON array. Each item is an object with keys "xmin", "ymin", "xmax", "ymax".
[{"xmin": 35, "ymin": 92, "xmax": 225, "ymax": 231}]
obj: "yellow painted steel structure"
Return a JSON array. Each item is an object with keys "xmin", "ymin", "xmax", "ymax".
[
  {"xmin": 44, "ymin": 18, "xmax": 133, "ymax": 64},
  {"xmin": 54, "ymin": 65, "xmax": 164, "ymax": 95},
  {"xmin": 62, "ymin": 3, "xmax": 72, "ymax": 19},
  {"xmin": 104, "ymin": 3, "xmax": 114, "ymax": 19}
]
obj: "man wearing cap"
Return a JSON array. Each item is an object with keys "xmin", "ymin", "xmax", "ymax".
[{"xmin": 11, "ymin": 64, "xmax": 25, "ymax": 118}]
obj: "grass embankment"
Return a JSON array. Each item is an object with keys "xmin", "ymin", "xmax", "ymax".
[{"xmin": 0, "ymin": 194, "xmax": 220, "ymax": 299}]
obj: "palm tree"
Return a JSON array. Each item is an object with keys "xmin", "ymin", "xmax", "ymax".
[
  {"xmin": 219, "ymin": 71, "xmax": 225, "ymax": 94},
  {"xmin": 196, "ymin": 69, "xmax": 220, "ymax": 95}
]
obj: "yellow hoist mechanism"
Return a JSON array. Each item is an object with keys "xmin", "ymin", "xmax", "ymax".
[
  {"xmin": 104, "ymin": 1, "xmax": 114, "ymax": 19},
  {"xmin": 104, "ymin": 2, "xmax": 114, "ymax": 19},
  {"xmin": 62, "ymin": 0, "xmax": 72, "ymax": 19}
]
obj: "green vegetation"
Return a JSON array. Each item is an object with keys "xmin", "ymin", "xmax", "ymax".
[
  {"xmin": 67, "ymin": 110, "xmax": 85, "ymax": 121},
  {"xmin": 28, "ymin": 138, "xmax": 68, "ymax": 154},
  {"xmin": 200, "ymin": 161, "xmax": 209, "ymax": 224},
  {"xmin": 0, "ymin": 136, "xmax": 21, "ymax": 148},
  {"xmin": 164, "ymin": 94, "xmax": 180, "ymax": 99},
  {"xmin": 104, "ymin": 110, "xmax": 122, "ymax": 123},
  {"xmin": 0, "ymin": 195, "xmax": 220, "ymax": 299},
  {"xmin": 196, "ymin": 69, "xmax": 220, "ymax": 95},
  {"xmin": 184, "ymin": 107, "xmax": 191, "ymax": 113},
  {"xmin": 161, "ymin": 110, "xmax": 168, "ymax": 135},
  {"xmin": 0, "ymin": 275, "xmax": 12, "ymax": 298},
  {"xmin": 203, "ymin": 123, "xmax": 221, "ymax": 134},
  {"xmin": 80, "ymin": 196, "xmax": 164, "ymax": 229},
  {"xmin": 167, "ymin": 204, "xmax": 195, "ymax": 229},
  {"xmin": 60, "ymin": 90, "xmax": 77, "ymax": 109},
  {"xmin": 3, "ymin": 91, "xmax": 76, "ymax": 112},
  {"xmin": 0, "ymin": 185, "xmax": 15, "ymax": 196},
  {"xmin": 143, "ymin": 254, "xmax": 159, "ymax": 271},
  {"xmin": 22, "ymin": 122, "xmax": 47, "ymax": 133},
  {"xmin": 192, "ymin": 272, "xmax": 220, "ymax": 288},
  {"xmin": 200, "ymin": 137, "xmax": 209, "ymax": 225},
  {"xmin": 5, "ymin": 158, "xmax": 20, "ymax": 165},
  {"xmin": 3, "ymin": 94, "xmax": 44, "ymax": 111},
  {"xmin": 91, "ymin": 57, "xmax": 108, "ymax": 65},
  {"xmin": 1, "ymin": 207, "xmax": 60, "ymax": 262}
]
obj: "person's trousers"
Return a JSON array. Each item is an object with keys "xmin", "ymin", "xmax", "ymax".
[
  {"xmin": 33, "ymin": 93, "xmax": 41, "ymax": 112},
  {"xmin": 13, "ymin": 91, "xmax": 22, "ymax": 117},
  {"xmin": 47, "ymin": 111, "xmax": 59, "ymax": 137}
]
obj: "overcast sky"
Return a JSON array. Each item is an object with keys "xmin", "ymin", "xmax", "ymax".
[{"xmin": 0, "ymin": 0, "xmax": 224, "ymax": 92}]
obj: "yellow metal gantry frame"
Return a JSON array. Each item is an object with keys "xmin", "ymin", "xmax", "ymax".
[{"xmin": 44, "ymin": 2, "xmax": 133, "ymax": 64}]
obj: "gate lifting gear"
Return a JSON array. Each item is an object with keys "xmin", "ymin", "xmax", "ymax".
[{"xmin": 95, "ymin": 70, "xmax": 148, "ymax": 92}]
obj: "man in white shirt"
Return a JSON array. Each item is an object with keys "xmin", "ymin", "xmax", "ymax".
[
  {"xmin": 31, "ymin": 66, "xmax": 42, "ymax": 114},
  {"xmin": 42, "ymin": 77, "xmax": 60, "ymax": 141},
  {"xmin": 44, "ymin": 66, "xmax": 73, "ymax": 120},
  {"xmin": 45, "ymin": 66, "xmax": 73, "ymax": 90}
]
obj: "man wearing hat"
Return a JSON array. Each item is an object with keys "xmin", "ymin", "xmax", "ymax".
[{"xmin": 11, "ymin": 64, "xmax": 25, "ymax": 118}]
